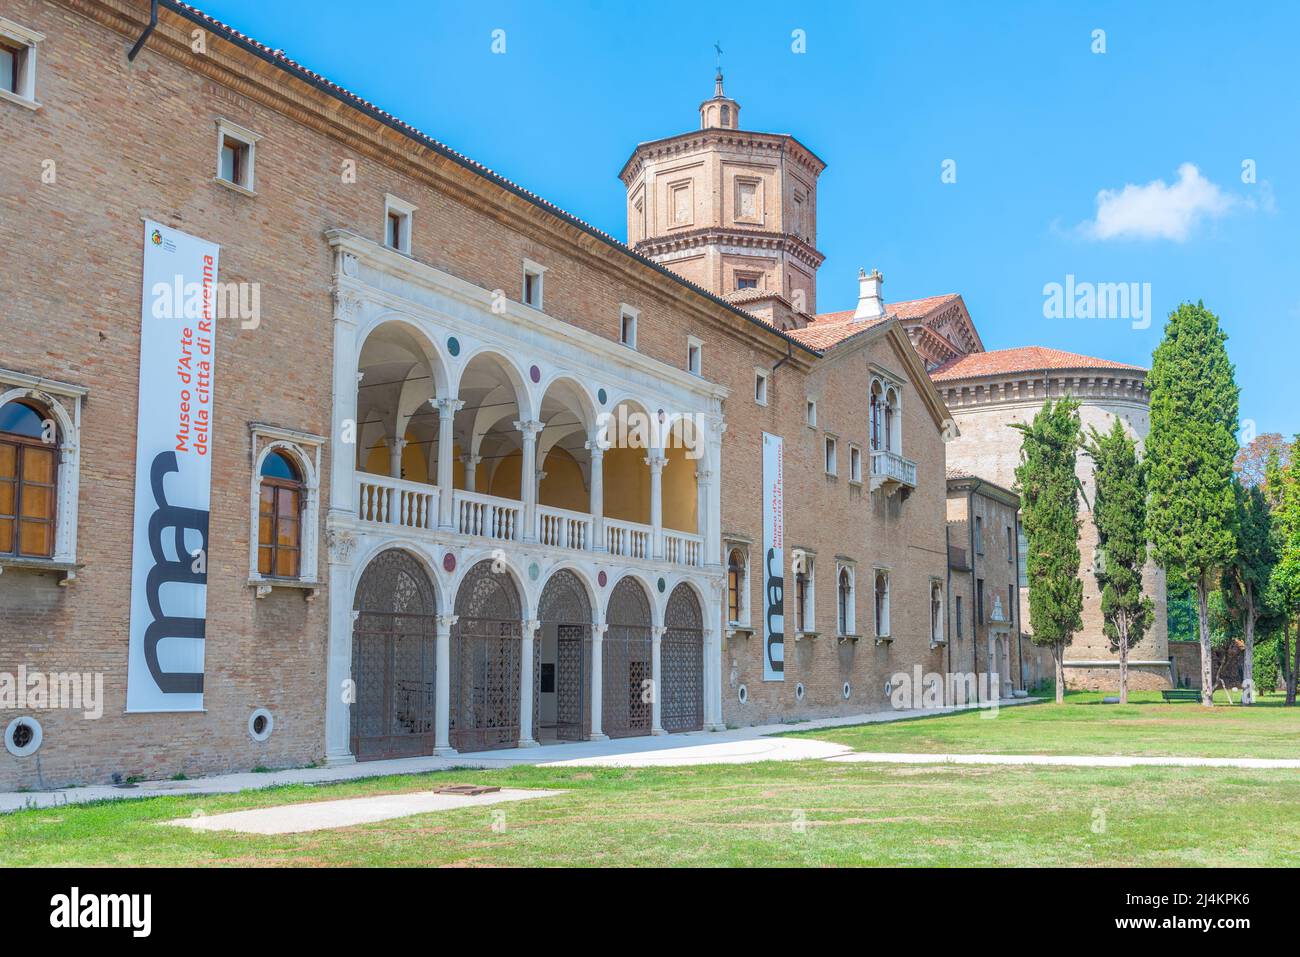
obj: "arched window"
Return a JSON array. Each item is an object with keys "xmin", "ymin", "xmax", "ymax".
[
  {"xmin": 258, "ymin": 450, "xmax": 303, "ymax": 578},
  {"xmin": 875, "ymin": 570, "xmax": 891, "ymax": 638},
  {"xmin": 837, "ymin": 567, "xmax": 853, "ymax": 636},
  {"xmin": 726, "ymin": 548, "xmax": 746, "ymax": 624},
  {"xmin": 795, "ymin": 567, "xmax": 809, "ymax": 633},
  {"xmin": 870, "ymin": 381, "xmax": 883, "ymax": 451},
  {"xmin": 884, "ymin": 387, "xmax": 898, "ymax": 452},
  {"xmin": 0, "ymin": 399, "xmax": 57, "ymax": 558}
]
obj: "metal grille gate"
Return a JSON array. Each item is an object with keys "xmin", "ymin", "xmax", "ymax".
[
  {"xmin": 662, "ymin": 583, "xmax": 704, "ymax": 733},
  {"xmin": 603, "ymin": 577, "xmax": 653, "ymax": 739},
  {"xmin": 350, "ymin": 549, "xmax": 438, "ymax": 761},
  {"xmin": 537, "ymin": 570, "xmax": 591, "ymax": 741},
  {"xmin": 451, "ymin": 560, "xmax": 522, "ymax": 752}
]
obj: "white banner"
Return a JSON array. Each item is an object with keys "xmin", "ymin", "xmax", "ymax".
[
  {"xmin": 761, "ymin": 432, "xmax": 784, "ymax": 681},
  {"xmin": 125, "ymin": 221, "xmax": 220, "ymax": 712}
]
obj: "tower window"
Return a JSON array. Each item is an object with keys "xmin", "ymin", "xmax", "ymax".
[
  {"xmin": 383, "ymin": 194, "xmax": 416, "ymax": 254},
  {"xmin": 754, "ymin": 368, "xmax": 768, "ymax": 406},
  {"xmin": 522, "ymin": 259, "xmax": 547, "ymax": 309},
  {"xmin": 215, "ymin": 119, "xmax": 260, "ymax": 193},
  {"xmin": 687, "ymin": 336, "xmax": 702, "ymax": 375},
  {"xmin": 736, "ymin": 274, "xmax": 759, "ymax": 290},
  {"xmin": 620, "ymin": 304, "xmax": 639, "ymax": 349}
]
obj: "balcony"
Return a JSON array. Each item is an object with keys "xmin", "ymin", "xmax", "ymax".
[
  {"xmin": 354, "ymin": 475, "xmax": 703, "ymax": 568},
  {"xmin": 870, "ymin": 450, "xmax": 917, "ymax": 497}
]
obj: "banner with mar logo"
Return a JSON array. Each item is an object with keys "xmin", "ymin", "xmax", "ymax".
[
  {"xmin": 761, "ymin": 431, "xmax": 784, "ymax": 682},
  {"xmin": 124, "ymin": 221, "xmax": 220, "ymax": 712}
]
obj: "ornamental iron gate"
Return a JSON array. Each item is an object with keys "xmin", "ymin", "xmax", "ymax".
[
  {"xmin": 350, "ymin": 549, "xmax": 438, "ymax": 761},
  {"xmin": 604, "ymin": 577, "xmax": 653, "ymax": 739},
  {"xmin": 451, "ymin": 560, "xmax": 522, "ymax": 752},
  {"xmin": 537, "ymin": 570, "xmax": 591, "ymax": 741},
  {"xmin": 662, "ymin": 583, "xmax": 704, "ymax": 733}
]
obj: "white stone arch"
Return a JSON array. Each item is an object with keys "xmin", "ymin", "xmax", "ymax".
[
  {"xmin": 348, "ymin": 536, "xmax": 444, "ymax": 615},
  {"xmin": 0, "ymin": 386, "xmax": 80, "ymax": 564},
  {"xmin": 449, "ymin": 546, "xmax": 533, "ymax": 622},
  {"xmin": 605, "ymin": 569, "xmax": 664, "ymax": 629},
  {"xmin": 535, "ymin": 559, "xmax": 603, "ymax": 627},
  {"xmin": 451, "ymin": 345, "xmax": 536, "ymax": 421},
  {"xmin": 454, "ymin": 348, "xmax": 536, "ymax": 495}
]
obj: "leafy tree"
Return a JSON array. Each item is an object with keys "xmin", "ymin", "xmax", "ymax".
[
  {"xmin": 1234, "ymin": 432, "xmax": 1290, "ymax": 491},
  {"xmin": 1013, "ymin": 397, "xmax": 1084, "ymax": 704},
  {"xmin": 1145, "ymin": 302, "xmax": 1240, "ymax": 706},
  {"xmin": 1267, "ymin": 439, "xmax": 1300, "ymax": 704},
  {"xmin": 1223, "ymin": 478, "xmax": 1275, "ymax": 703},
  {"xmin": 1084, "ymin": 419, "xmax": 1153, "ymax": 703}
]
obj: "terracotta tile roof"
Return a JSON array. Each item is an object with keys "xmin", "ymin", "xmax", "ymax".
[
  {"xmin": 813, "ymin": 293, "xmax": 961, "ymax": 325},
  {"xmin": 162, "ymin": 2, "xmax": 819, "ymax": 356},
  {"xmin": 786, "ymin": 314, "xmax": 888, "ymax": 349},
  {"xmin": 930, "ymin": 346, "xmax": 1147, "ymax": 382}
]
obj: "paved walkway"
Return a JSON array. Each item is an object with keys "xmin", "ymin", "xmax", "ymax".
[
  {"xmin": 163, "ymin": 787, "xmax": 564, "ymax": 835},
  {"xmin": 828, "ymin": 752, "xmax": 1300, "ymax": 769},
  {"xmin": 0, "ymin": 698, "xmax": 1035, "ymax": 811}
]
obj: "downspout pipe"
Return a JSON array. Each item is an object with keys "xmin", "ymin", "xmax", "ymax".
[
  {"xmin": 967, "ymin": 481, "xmax": 983, "ymax": 704},
  {"xmin": 128, "ymin": 0, "xmax": 159, "ymax": 62}
]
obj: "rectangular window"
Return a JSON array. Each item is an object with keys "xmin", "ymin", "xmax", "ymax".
[
  {"xmin": 0, "ymin": 19, "xmax": 42, "ymax": 107},
  {"xmin": 736, "ymin": 274, "xmax": 759, "ymax": 290},
  {"xmin": 825, "ymin": 436, "xmax": 837, "ymax": 476},
  {"xmin": 805, "ymin": 399, "xmax": 817, "ymax": 428},
  {"xmin": 1007, "ymin": 525, "xmax": 1014, "ymax": 562},
  {"xmin": 849, "ymin": 445, "xmax": 862, "ymax": 483},
  {"xmin": 215, "ymin": 119, "xmax": 259, "ymax": 193},
  {"xmin": 956, "ymin": 596, "xmax": 964, "ymax": 639},
  {"xmin": 0, "ymin": 436, "xmax": 56, "ymax": 558},
  {"xmin": 383, "ymin": 195, "xmax": 416, "ymax": 254},
  {"xmin": 0, "ymin": 42, "xmax": 17, "ymax": 94},
  {"xmin": 620, "ymin": 312, "xmax": 637, "ymax": 349},
  {"xmin": 523, "ymin": 260, "xmax": 547, "ymax": 309},
  {"xmin": 1008, "ymin": 584, "xmax": 1016, "ymax": 627},
  {"xmin": 754, "ymin": 369, "xmax": 768, "ymax": 406},
  {"xmin": 974, "ymin": 515, "xmax": 984, "ymax": 554},
  {"xmin": 686, "ymin": 336, "xmax": 702, "ymax": 375},
  {"xmin": 977, "ymin": 578, "xmax": 985, "ymax": 624}
]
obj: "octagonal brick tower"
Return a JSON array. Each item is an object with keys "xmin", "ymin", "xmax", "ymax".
[{"xmin": 618, "ymin": 72, "xmax": 826, "ymax": 319}]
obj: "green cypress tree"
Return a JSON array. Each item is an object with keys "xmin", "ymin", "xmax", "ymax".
[
  {"xmin": 1084, "ymin": 419, "xmax": 1153, "ymax": 704},
  {"xmin": 1013, "ymin": 397, "xmax": 1084, "ymax": 704},
  {"xmin": 1224, "ymin": 477, "xmax": 1275, "ymax": 703},
  {"xmin": 1268, "ymin": 439, "xmax": 1300, "ymax": 704},
  {"xmin": 1145, "ymin": 302, "xmax": 1240, "ymax": 706}
]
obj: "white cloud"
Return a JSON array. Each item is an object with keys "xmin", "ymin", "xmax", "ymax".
[{"xmin": 1080, "ymin": 163, "xmax": 1235, "ymax": 242}]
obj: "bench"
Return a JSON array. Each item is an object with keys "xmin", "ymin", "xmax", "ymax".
[{"xmin": 1161, "ymin": 689, "xmax": 1201, "ymax": 702}]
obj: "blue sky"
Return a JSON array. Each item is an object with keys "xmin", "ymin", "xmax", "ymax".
[{"xmin": 198, "ymin": 0, "xmax": 1298, "ymax": 437}]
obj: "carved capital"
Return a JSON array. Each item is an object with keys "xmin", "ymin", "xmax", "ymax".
[{"xmin": 327, "ymin": 528, "xmax": 359, "ymax": 564}]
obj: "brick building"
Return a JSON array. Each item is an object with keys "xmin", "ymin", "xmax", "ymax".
[{"xmin": 0, "ymin": 0, "xmax": 964, "ymax": 789}]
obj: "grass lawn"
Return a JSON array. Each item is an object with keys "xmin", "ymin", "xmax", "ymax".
[
  {"xmin": 785, "ymin": 690, "xmax": 1300, "ymax": 759},
  {"xmin": 2, "ymin": 758, "xmax": 1299, "ymax": 867}
]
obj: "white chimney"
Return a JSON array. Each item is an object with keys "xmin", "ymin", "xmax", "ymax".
[{"xmin": 853, "ymin": 268, "xmax": 885, "ymax": 321}]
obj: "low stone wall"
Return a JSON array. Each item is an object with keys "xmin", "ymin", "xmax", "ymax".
[{"xmin": 1063, "ymin": 661, "xmax": 1172, "ymax": 692}]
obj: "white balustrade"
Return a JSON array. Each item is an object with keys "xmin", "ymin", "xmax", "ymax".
[
  {"xmin": 870, "ymin": 450, "xmax": 918, "ymax": 490},
  {"xmin": 536, "ymin": 505, "xmax": 592, "ymax": 551},
  {"xmin": 356, "ymin": 474, "xmax": 438, "ymax": 530},
  {"xmin": 454, "ymin": 489, "xmax": 521, "ymax": 542},
  {"xmin": 663, "ymin": 530, "xmax": 704, "ymax": 567},
  {"xmin": 605, "ymin": 518, "xmax": 652, "ymax": 560}
]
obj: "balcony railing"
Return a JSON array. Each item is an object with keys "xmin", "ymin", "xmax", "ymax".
[
  {"xmin": 356, "ymin": 474, "xmax": 439, "ymax": 530},
  {"xmin": 605, "ymin": 518, "xmax": 651, "ymax": 560},
  {"xmin": 352, "ymin": 481, "xmax": 699, "ymax": 567},
  {"xmin": 870, "ymin": 449, "xmax": 917, "ymax": 494},
  {"xmin": 537, "ymin": 504, "xmax": 592, "ymax": 551},
  {"xmin": 454, "ymin": 489, "xmax": 521, "ymax": 542},
  {"xmin": 663, "ymin": 530, "xmax": 704, "ymax": 567}
]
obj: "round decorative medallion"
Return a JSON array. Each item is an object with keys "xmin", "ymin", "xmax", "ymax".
[
  {"xmin": 528, "ymin": 562, "xmax": 540, "ymax": 581},
  {"xmin": 597, "ymin": 570, "xmax": 608, "ymax": 588},
  {"xmin": 657, "ymin": 577, "xmax": 666, "ymax": 593},
  {"xmin": 597, "ymin": 388, "xmax": 607, "ymax": 405},
  {"xmin": 443, "ymin": 552, "xmax": 456, "ymax": 573},
  {"xmin": 447, "ymin": 336, "xmax": 460, "ymax": 357},
  {"xmin": 529, "ymin": 364, "xmax": 541, "ymax": 383}
]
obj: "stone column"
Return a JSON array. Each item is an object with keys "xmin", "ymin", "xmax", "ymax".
[
  {"xmin": 651, "ymin": 624, "xmax": 667, "ymax": 735},
  {"xmin": 435, "ymin": 398, "xmax": 463, "ymax": 529},
  {"xmin": 519, "ymin": 618, "xmax": 541, "ymax": 747},
  {"xmin": 328, "ymin": 297, "xmax": 362, "ymax": 519},
  {"xmin": 589, "ymin": 622, "xmax": 608, "ymax": 740},
  {"xmin": 695, "ymin": 467, "xmax": 713, "ymax": 564},
  {"xmin": 516, "ymin": 420, "xmax": 543, "ymax": 543},
  {"xmin": 388, "ymin": 437, "xmax": 407, "ymax": 479},
  {"xmin": 646, "ymin": 452, "xmax": 667, "ymax": 560},
  {"xmin": 586, "ymin": 439, "xmax": 605, "ymax": 552},
  {"xmin": 460, "ymin": 452, "xmax": 479, "ymax": 492},
  {"xmin": 435, "ymin": 613, "xmax": 458, "ymax": 755},
  {"xmin": 323, "ymin": 529, "xmax": 360, "ymax": 765}
]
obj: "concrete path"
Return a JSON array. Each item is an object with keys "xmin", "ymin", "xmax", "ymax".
[
  {"xmin": 0, "ymin": 697, "xmax": 1040, "ymax": 812},
  {"xmin": 162, "ymin": 787, "xmax": 564, "ymax": 835},
  {"xmin": 828, "ymin": 751, "xmax": 1300, "ymax": 770}
]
